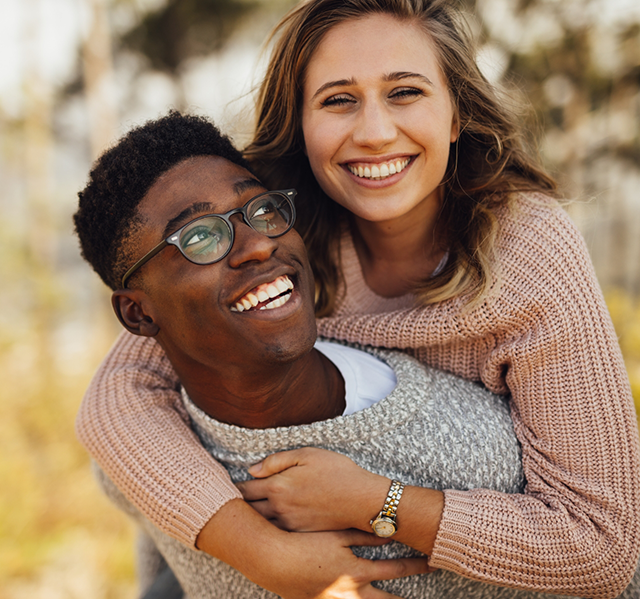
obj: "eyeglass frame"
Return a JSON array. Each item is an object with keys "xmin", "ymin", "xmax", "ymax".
[{"xmin": 120, "ymin": 188, "xmax": 297, "ymax": 289}]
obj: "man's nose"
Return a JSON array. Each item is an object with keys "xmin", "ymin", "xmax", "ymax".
[
  {"xmin": 351, "ymin": 100, "xmax": 398, "ymax": 150},
  {"xmin": 226, "ymin": 215, "xmax": 278, "ymax": 268}
]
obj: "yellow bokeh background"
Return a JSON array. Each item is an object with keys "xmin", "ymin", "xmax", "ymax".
[{"xmin": 1, "ymin": 0, "xmax": 639, "ymax": 597}]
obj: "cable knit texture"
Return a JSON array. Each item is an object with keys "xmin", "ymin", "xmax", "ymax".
[{"xmin": 76, "ymin": 193, "xmax": 640, "ymax": 597}]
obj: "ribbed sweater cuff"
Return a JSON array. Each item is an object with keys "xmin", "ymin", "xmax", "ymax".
[
  {"xmin": 163, "ymin": 481, "xmax": 243, "ymax": 549},
  {"xmin": 429, "ymin": 489, "xmax": 478, "ymax": 570}
]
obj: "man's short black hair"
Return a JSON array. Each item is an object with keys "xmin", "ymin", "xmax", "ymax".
[{"xmin": 74, "ymin": 111, "xmax": 251, "ymax": 290}]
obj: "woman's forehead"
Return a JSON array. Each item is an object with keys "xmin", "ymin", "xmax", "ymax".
[{"xmin": 304, "ymin": 14, "xmax": 445, "ymax": 88}]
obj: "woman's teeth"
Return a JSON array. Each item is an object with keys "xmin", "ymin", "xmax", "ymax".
[
  {"xmin": 230, "ymin": 275, "xmax": 294, "ymax": 312},
  {"xmin": 348, "ymin": 158, "xmax": 410, "ymax": 180}
]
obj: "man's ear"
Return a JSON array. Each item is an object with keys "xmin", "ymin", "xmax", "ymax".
[{"xmin": 111, "ymin": 289, "xmax": 160, "ymax": 337}]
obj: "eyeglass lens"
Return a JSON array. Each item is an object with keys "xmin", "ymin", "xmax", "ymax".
[{"xmin": 178, "ymin": 193, "xmax": 294, "ymax": 264}]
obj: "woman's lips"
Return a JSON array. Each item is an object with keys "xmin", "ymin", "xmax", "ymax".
[{"xmin": 346, "ymin": 157, "xmax": 411, "ymax": 181}]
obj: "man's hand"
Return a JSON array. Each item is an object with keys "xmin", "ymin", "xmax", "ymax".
[
  {"xmin": 238, "ymin": 447, "xmax": 387, "ymax": 532},
  {"xmin": 197, "ymin": 498, "xmax": 433, "ymax": 599}
]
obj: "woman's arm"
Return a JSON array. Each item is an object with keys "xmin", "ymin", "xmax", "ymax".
[
  {"xmin": 198, "ymin": 498, "xmax": 432, "ymax": 599},
  {"xmin": 76, "ymin": 331, "xmax": 242, "ymax": 547},
  {"xmin": 314, "ymin": 197, "xmax": 640, "ymax": 597}
]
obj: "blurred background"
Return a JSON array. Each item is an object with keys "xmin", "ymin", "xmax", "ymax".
[{"xmin": 0, "ymin": 0, "xmax": 639, "ymax": 597}]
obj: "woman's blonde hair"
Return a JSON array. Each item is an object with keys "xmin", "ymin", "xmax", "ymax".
[{"xmin": 244, "ymin": 0, "xmax": 557, "ymax": 316}]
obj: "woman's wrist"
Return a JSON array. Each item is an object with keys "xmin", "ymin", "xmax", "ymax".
[
  {"xmin": 392, "ymin": 486, "xmax": 444, "ymax": 555},
  {"xmin": 345, "ymin": 471, "xmax": 392, "ymax": 532}
]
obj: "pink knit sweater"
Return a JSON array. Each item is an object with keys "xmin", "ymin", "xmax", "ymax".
[{"xmin": 76, "ymin": 194, "xmax": 640, "ymax": 597}]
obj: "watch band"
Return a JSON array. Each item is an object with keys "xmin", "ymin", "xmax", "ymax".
[{"xmin": 370, "ymin": 479, "xmax": 405, "ymax": 537}]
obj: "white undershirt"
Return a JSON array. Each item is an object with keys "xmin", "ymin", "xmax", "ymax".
[{"xmin": 314, "ymin": 341, "xmax": 397, "ymax": 415}]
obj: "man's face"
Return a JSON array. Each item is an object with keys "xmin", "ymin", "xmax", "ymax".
[{"xmin": 129, "ymin": 155, "xmax": 317, "ymax": 372}]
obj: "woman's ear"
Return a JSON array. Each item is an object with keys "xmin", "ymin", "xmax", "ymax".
[
  {"xmin": 111, "ymin": 290, "xmax": 160, "ymax": 337},
  {"xmin": 450, "ymin": 111, "xmax": 460, "ymax": 144}
]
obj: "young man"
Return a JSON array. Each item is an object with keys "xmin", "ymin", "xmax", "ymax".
[{"xmin": 74, "ymin": 112, "xmax": 562, "ymax": 599}]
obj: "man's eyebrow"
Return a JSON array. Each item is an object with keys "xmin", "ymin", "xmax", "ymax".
[
  {"xmin": 384, "ymin": 71, "xmax": 434, "ymax": 87},
  {"xmin": 161, "ymin": 179, "xmax": 264, "ymax": 239},
  {"xmin": 233, "ymin": 178, "xmax": 264, "ymax": 196},
  {"xmin": 310, "ymin": 78, "xmax": 356, "ymax": 101},
  {"xmin": 163, "ymin": 202, "xmax": 214, "ymax": 239}
]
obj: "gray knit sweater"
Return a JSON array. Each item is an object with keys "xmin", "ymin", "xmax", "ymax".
[{"xmin": 98, "ymin": 345, "xmax": 640, "ymax": 598}]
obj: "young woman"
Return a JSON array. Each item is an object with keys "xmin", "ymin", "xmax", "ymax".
[{"xmin": 76, "ymin": 0, "xmax": 640, "ymax": 597}]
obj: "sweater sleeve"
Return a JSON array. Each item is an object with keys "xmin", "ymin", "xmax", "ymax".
[
  {"xmin": 318, "ymin": 199, "xmax": 640, "ymax": 598},
  {"xmin": 430, "ymin": 203, "xmax": 640, "ymax": 598},
  {"xmin": 75, "ymin": 331, "xmax": 242, "ymax": 548}
]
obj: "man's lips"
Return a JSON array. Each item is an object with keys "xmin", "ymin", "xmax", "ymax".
[
  {"xmin": 345, "ymin": 157, "xmax": 411, "ymax": 181},
  {"xmin": 230, "ymin": 275, "xmax": 294, "ymax": 313}
]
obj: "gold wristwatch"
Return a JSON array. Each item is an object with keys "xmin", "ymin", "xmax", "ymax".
[{"xmin": 370, "ymin": 479, "xmax": 404, "ymax": 537}]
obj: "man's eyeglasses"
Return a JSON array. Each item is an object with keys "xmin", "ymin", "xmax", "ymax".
[{"xmin": 121, "ymin": 189, "xmax": 297, "ymax": 288}]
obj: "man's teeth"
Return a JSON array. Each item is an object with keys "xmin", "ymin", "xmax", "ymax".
[
  {"xmin": 348, "ymin": 158, "xmax": 410, "ymax": 180},
  {"xmin": 230, "ymin": 275, "xmax": 294, "ymax": 312}
]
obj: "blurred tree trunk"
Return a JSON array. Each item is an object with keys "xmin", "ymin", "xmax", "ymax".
[
  {"xmin": 82, "ymin": 0, "xmax": 122, "ymax": 353},
  {"xmin": 82, "ymin": 0, "xmax": 117, "ymax": 159},
  {"xmin": 23, "ymin": 0, "xmax": 56, "ymax": 384}
]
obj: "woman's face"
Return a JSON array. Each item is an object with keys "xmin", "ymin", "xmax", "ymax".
[{"xmin": 301, "ymin": 14, "xmax": 459, "ymax": 226}]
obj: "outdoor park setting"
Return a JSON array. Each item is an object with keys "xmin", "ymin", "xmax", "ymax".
[{"xmin": 1, "ymin": 0, "xmax": 639, "ymax": 597}]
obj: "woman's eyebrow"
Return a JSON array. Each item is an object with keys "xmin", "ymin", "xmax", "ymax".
[
  {"xmin": 310, "ymin": 78, "xmax": 356, "ymax": 101},
  {"xmin": 384, "ymin": 71, "xmax": 434, "ymax": 87},
  {"xmin": 310, "ymin": 72, "xmax": 434, "ymax": 101}
]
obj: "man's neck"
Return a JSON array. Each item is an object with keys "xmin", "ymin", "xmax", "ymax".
[{"xmin": 169, "ymin": 347, "xmax": 346, "ymax": 429}]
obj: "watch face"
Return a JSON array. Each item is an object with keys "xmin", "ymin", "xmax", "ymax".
[{"xmin": 373, "ymin": 518, "xmax": 396, "ymax": 537}]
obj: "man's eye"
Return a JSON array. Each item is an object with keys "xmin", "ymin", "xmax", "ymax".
[
  {"xmin": 182, "ymin": 228, "xmax": 220, "ymax": 248},
  {"xmin": 185, "ymin": 229, "xmax": 215, "ymax": 246},
  {"xmin": 182, "ymin": 226, "xmax": 223, "ymax": 257},
  {"xmin": 253, "ymin": 204, "xmax": 275, "ymax": 218}
]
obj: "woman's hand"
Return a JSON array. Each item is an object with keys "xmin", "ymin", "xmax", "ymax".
[
  {"xmin": 237, "ymin": 447, "xmax": 389, "ymax": 532},
  {"xmin": 197, "ymin": 498, "xmax": 434, "ymax": 599}
]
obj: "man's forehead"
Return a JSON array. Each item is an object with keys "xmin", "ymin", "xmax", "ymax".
[{"xmin": 138, "ymin": 156, "xmax": 264, "ymax": 232}]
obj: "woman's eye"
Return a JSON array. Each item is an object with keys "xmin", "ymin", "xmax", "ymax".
[
  {"xmin": 321, "ymin": 94, "xmax": 355, "ymax": 107},
  {"xmin": 389, "ymin": 87, "xmax": 424, "ymax": 101}
]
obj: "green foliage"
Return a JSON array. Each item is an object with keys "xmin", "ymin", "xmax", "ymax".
[{"xmin": 121, "ymin": 0, "xmax": 261, "ymax": 72}]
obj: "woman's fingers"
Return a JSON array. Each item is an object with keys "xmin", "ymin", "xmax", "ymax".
[
  {"xmin": 339, "ymin": 529, "xmax": 392, "ymax": 547},
  {"xmin": 246, "ymin": 498, "xmax": 276, "ymax": 520},
  {"xmin": 338, "ymin": 529, "xmax": 435, "ymax": 581},
  {"xmin": 360, "ymin": 555, "xmax": 434, "ymax": 581},
  {"xmin": 363, "ymin": 588, "xmax": 408, "ymax": 599},
  {"xmin": 236, "ymin": 477, "xmax": 269, "ymax": 501}
]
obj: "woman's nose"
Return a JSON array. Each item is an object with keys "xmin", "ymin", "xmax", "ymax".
[
  {"xmin": 351, "ymin": 100, "xmax": 398, "ymax": 150},
  {"xmin": 226, "ymin": 215, "xmax": 278, "ymax": 268}
]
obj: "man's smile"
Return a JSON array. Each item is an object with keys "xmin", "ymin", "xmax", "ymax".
[{"xmin": 230, "ymin": 274, "xmax": 295, "ymax": 312}]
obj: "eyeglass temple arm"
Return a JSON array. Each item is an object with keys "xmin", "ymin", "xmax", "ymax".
[{"xmin": 121, "ymin": 240, "xmax": 169, "ymax": 289}]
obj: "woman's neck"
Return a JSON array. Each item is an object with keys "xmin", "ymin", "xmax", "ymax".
[{"xmin": 351, "ymin": 201, "xmax": 445, "ymax": 298}]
